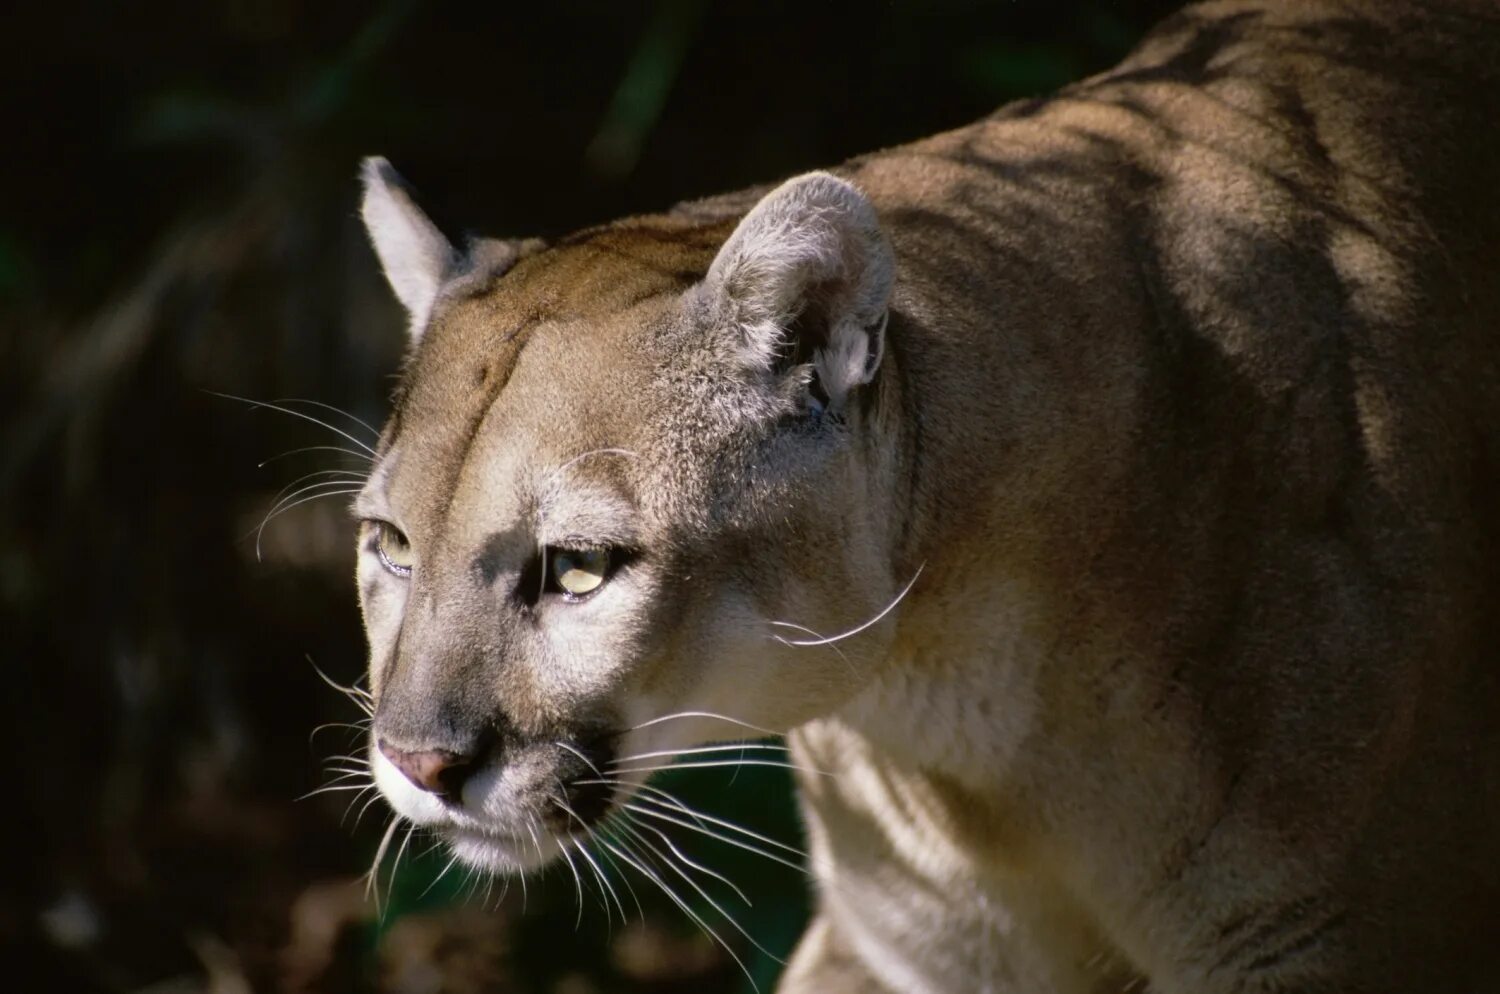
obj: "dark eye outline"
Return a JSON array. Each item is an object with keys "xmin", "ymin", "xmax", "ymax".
[
  {"xmin": 515, "ymin": 545, "xmax": 633, "ymax": 607},
  {"xmin": 370, "ymin": 521, "xmax": 414, "ymax": 578},
  {"xmin": 546, "ymin": 546, "xmax": 614, "ymax": 602}
]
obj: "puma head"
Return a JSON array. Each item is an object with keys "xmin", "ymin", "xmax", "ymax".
[{"xmin": 355, "ymin": 157, "xmax": 904, "ymax": 872}]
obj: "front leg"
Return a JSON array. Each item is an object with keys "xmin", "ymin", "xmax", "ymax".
[
  {"xmin": 779, "ymin": 914, "xmax": 895, "ymax": 994},
  {"xmin": 787, "ymin": 721, "xmax": 1143, "ymax": 994}
]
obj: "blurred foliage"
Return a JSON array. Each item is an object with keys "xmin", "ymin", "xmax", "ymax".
[{"xmin": 1, "ymin": 1, "xmax": 1179, "ymax": 991}]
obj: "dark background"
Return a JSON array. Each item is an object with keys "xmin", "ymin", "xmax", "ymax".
[{"xmin": 2, "ymin": 2, "xmax": 1181, "ymax": 991}]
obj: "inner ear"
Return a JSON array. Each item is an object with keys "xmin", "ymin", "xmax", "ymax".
[
  {"xmin": 702, "ymin": 171, "xmax": 893, "ymax": 414},
  {"xmin": 773, "ymin": 288, "xmax": 836, "ymax": 410},
  {"xmin": 771, "ymin": 284, "xmax": 833, "ymax": 374}
]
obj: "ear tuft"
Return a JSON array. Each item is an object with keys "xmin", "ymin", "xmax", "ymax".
[
  {"xmin": 360, "ymin": 156, "xmax": 457, "ymax": 341},
  {"xmin": 704, "ymin": 171, "xmax": 893, "ymax": 413}
]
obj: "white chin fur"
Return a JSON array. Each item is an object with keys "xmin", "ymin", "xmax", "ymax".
[{"xmin": 446, "ymin": 826, "xmax": 563, "ymax": 873}]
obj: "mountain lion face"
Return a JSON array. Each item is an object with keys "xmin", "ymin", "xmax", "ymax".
[{"xmin": 355, "ymin": 160, "xmax": 903, "ymax": 873}]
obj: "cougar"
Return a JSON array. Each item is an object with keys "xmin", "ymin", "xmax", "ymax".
[{"xmin": 349, "ymin": 1, "xmax": 1500, "ymax": 989}]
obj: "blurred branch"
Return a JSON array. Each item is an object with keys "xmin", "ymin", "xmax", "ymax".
[{"xmin": 586, "ymin": 0, "xmax": 704, "ymax": 181}]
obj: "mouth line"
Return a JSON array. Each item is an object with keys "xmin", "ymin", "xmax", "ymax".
[
  {"xmin": 442, "ymin": 818, "xmax": 596, "ymax": 873},
  {"xmin": 446, "ymin": 824, "xmax": 527, "ymax": 845}
]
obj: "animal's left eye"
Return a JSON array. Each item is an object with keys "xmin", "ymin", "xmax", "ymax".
[
  {"xmin": 375, "ymin": 522, "xmax": 414, "ymax": 577},
  {"xmin": 547, "ymin": 547, "xmax": 611, "ymax": 599}
]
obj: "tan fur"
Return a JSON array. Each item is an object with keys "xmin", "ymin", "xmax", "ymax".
[{"xmin": 354, "ymin": 2, "xmax": 1500, "ymax": 990}]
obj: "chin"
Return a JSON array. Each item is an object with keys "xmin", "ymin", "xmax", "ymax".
[{"xmin": 443, "ymin": 824, "xmax": 567, "ymax": 874}]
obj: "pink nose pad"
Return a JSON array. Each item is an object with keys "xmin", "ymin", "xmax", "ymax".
[{"xmin": 378, "ymin": 740, "xmax": 473, "ymax": 798}]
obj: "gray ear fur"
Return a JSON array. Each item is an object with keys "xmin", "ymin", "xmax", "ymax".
[
  {"xmin": 360, "ymin": 156, "xmax": 457, "ymax": 340},
  {"xmin": 703, "ymin": 171, "xmax": 894, "ymax": 413}
]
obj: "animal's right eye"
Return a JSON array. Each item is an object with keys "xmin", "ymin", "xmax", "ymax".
[
  {"xmin": 549, "ymin": 547, "xmax": 610, "ymax": 599},
  {"xmin": 375, "ymin": 522, "xmax": 414, "ymax": 577}
]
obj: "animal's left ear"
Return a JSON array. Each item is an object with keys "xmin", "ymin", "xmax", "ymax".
[{"xmin": 703, "ymin": 171, "xmax": 893, "ymax": 414}]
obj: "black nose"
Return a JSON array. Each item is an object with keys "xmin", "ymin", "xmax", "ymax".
[{"xmin": 378, "ymin": 739, "xmax": 477, "ymax": 799}]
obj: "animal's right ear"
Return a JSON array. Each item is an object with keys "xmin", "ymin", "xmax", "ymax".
[{"xmin": 360, "ymin": 156, "xmax": 457, "ymax": 341}]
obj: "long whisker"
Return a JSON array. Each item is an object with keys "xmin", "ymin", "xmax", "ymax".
[
  {"xmin": 350, "ymin": 791, "xmax": 385, "ymax": 830},
  {"xmin": 254, "ymin": 482, "xmax": 365, "ymax": 559},
  {"xmin": 259, "ymin": 443, "xmax": 374, "ymax": 467},
  {"xmin": 556, "ymin": 840, "xmax": 587, "ymax": 930},
  {"xmin": 340, "ymin": 784, "xmax": 379, "ymax": 823},
  {"xmin": 258, "ymin": 478, "xmax": 365, "ymax": 521},
  {"xmin": 365, "ymin": 816, "xmax": 401, "ymax": 913},
  {"xmin": 599, "ymin": 838, "xmax": 759, "ymax": 992},
  {"xmin": 620, "ymin": 814, "xmax": 752, "ymax": 906},
  {"xmin": 608, "ymin": 742, "xmax": 789, "ymax": 765},
  {"xmin": 773, "ymin": 564, "xmax": 925, "ymax": 647},
  {"xmin": 626, "ymin": 711, "xmax": 781, "ymax": 737},
  {"xmin": 298, "ymin": 783, "xmax": 372, "ymax": 801},
  {"xmin": 482, "ymin": 867, "xmax": 498, "ymax": 912},
  {"xmin": 555, "ymin": 740, "xmax": 605, "ymax": 776},
  {"xmin": 624, "ymin": 802, "xmax": 807, "ymax": 876},
  {"xmin": 616, "ymin": 786, "xmax": 808, "ymax": 860},
  {"xmin": 458, "ymin": 864, "xmax": 481, "ymax": 907},
  {"xmin": 306, "ymin": 657, "xmax": 376, "ymax": 714},
  {"xmin": 265, "ymin": 397, "xmax": 382, "ymax": 440},
  {"xmin": 550, "ymin": 447, "xmax": 639, "ymax": 478},
  {"xmin": 207, "ymin": 392, "xmax": 378, "ymax": 456},
  {"xmin": 615, "ymin": 819, "xmax": 781, "ymax": 963},
  {"xmin": 266, "ymin": 468, "xmax": 370, "ymax": 510},
  {"xmin": 386, "ymin": 822, "xmax": 418, "ymax": 914},
  {"xmin": 315, "ymin": 764, "xmax": 370, "ymax": 779},
  {"xmin": 572, "ymin": 770, "xmax": 789, "ymax": 852},
  {"xmin": 308, "ymin": 719, "xmax": 372, "ymax": 745},
  {"xmin": 322, "ymin": 750, "xmax": 372, "ymax": 764},
  {"xmin": 418, "ymin": 851, "xmax": 464, "ymax": 901},
  {"xmin": 551, "ymin": 796, "xmax": 628, "ymax": 926},
  {"xmin": 763, "ymin": 620, "xmax": 854, "ymax": 673},
  {"xmin": 610, "ymin": 758, "xmax": 833, "ymax": 778}
]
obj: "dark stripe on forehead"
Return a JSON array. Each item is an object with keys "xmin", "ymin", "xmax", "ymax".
[
  {"xmin": 431, "ymin": 318, "xmax": 538, "ymax": 535},
  {"xmin": 377, "ymin": 209, "xmax": 740, "ymax": 535},
  {"xmin": 388, "ymin": 315, "xmax": 535, "ymax": 447}
]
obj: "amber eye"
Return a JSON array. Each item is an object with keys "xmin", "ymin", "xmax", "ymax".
[
  {"xmin": 375, "ymin": 522, "xmax": 414, "ymax": 576},
  {"xmin": 549, "ymin": 547, "xmax": 610, "ymax": 598}
]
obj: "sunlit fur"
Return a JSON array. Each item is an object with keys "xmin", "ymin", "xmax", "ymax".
[{"xmin": 342, "ymin": 2, "xmax": 1500, "ymax": 991}]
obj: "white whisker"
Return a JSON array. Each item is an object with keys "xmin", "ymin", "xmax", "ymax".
[
  {"xmin": 609, "ymin": 742, "xmax": 789, "ymax": 766},
  {"xmin": 610, "ymin": 758, "xmax": 833, "ymax": 778},
  {"xmin": 615, "ymin": 818, "xmax": 781, "ymax": 962},
  {"xmin": 552, "ymin": 795, "xmax": 628, "ymax": 927},
  {"xmin": 254, "ymin": 483, "xmax": 365, "ymax": 559},
  {"xmin": 258, "ymin": 443, "xmax": 374, "ymax": 467},
  {"xmin": 297, "ymin": 782, "xmax": 372, "ymax": 801},
  {"xmin": 551, "ymin": 447, "xmax": 639, "ymax": 478},
  {"xmin": 624, "ymin": 803, "xmax": 807, "ymax": 876},
  {"xmin": 265, "ymin": 396, "xmax": 381, "ymax": 440},
  {"xmin": 626, "ymin": 711, "xmax": 781, "ymax": 737},
  {"xmin": 419, "ymin": 851, "xmax": 463, "ymax": 901},
  {"xmin": 556, "ymin": 840, "xmax": 587, "ymax": 930},
  {"xmin": 622, "ymin": 788, "xmax": 808, "ymax": 860},
  {"xmin": 600, "ymin": 838, "xmax": 759, "ymax": 992},
  {"xmin": 267, "ymin": 468, "xmax": 370, "ymax": 509},
  {"xmin": 208, "ymin": 392, "xmax": 378, "ymax": 456},
  {"xmin": 350, "ymin": 791, "xmax": 384, "ymax": 831},
  {"xmin": 365, "ymin": 816, "xmax": 401, "ymax": 913},
  {"xmin": 773, "ymin": 564, "xmax": 924, "ymax": 647},
  {"xmin": 339, "ymin": 784, "xmax": 379, "ymax": 823},
  {"xmin": 555, "ymin": 740, "xmax": 605, "ymax": 776},
  {"xmin": 620, "ymin": 814, "xmax": 752, "ymax": 907},
  {"xmin": 386, "ymin": 821, "xmax": 417, "ymax": 914}
]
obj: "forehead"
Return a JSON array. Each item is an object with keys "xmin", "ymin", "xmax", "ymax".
[{"xmin": 379, "ymin": 218, "xmax": 728, "ymax": 528}]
